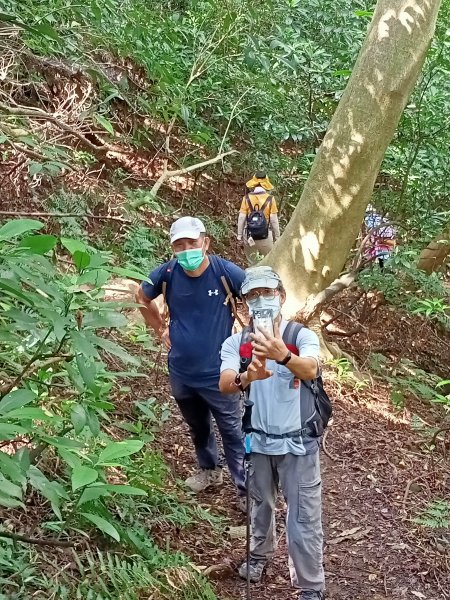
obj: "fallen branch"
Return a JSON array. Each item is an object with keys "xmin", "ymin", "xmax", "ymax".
[
  {"xmin": 324, "ymin": 326, "xmax": 363, "ymax": 338},
  {"xmin": 0, "ymin": 210, "xmax": 130, "ymax": 223},
  {"xmin": 131, "ymin": 149, "xmax": 238, "ymax": 208},
  {"xmin": 0, "ymin": 530, "xmax": 80, "ymax": 548}
]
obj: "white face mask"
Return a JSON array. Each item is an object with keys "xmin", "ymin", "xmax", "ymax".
[{"xmin": 247, "ymin": 295, "xmax": 281, "ymax": 319}]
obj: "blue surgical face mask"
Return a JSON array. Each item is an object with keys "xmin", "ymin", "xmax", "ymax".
[
  {"xmin": 247, "ymin": 294, "xmax": 281, "ymax": 319},
  {"xmin": 176, "ymin": 242, "xmax": 205, "ymax": 271}
]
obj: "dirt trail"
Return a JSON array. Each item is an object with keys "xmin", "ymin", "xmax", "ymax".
[{"xmin": 152, "ymin": 372, "xmax": 449, "ymax": 600}]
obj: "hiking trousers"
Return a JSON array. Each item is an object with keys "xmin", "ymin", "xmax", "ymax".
[
  {"xmin": 169, "ymin": 375, "xmax": 246, "ymax": 494},
  {"xmin": 249, "ymin": 451, "xmax": 324, "ymax": 592},
  {"xmin": 244, "ymin": 231, "xmax": 273, "ymax": 265}
]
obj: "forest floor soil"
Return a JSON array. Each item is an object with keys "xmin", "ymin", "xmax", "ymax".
[{"xmin": 145, "ymin": 320, "xmax": 450, "ymax": 600}]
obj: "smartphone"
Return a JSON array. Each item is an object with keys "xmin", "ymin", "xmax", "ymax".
[{"xmin": 253, "ymin": 308, "xmax": 274, "ymax": 337}]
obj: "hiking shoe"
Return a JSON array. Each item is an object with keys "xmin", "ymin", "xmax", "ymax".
[
  {"xmin": 238, "ymin": 558, "xmax": 266, "ymax": 583},
  {"xmin": 298, "ymin": 591, "xmax": 325, "ymax": 600},
  {"xmin": 185, "ymin": 467, "xmax": 223, "ymax": 493}
]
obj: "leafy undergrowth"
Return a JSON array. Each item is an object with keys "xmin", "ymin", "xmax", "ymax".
[{"xmin": 0, "ymin": 219, "xmax": 221, "ymax": 599}]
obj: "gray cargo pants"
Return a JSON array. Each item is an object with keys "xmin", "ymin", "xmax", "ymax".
[{"xmin": 249, "ymin": 451, "xmax": 324, "ymax": 592}]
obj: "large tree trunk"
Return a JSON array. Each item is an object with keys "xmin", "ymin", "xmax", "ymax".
[
  {"xmin": 265, "ymin": 0, "xmax": 442, "ymax": 317},
  {"xmin": 416, "ymin": 226, "xmax": 450, "ymax": 274}
]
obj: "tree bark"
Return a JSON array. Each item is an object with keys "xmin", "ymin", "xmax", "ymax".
[
  {"xmin": 416, "ymin": 225, "xmax": 450, "ymax": 274},
  {"xmin": 265, "ymin": 0, "xmax": 442, "ymax": 317}
]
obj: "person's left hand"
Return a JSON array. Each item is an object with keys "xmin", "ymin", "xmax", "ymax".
[{"xmin": 251, "ymin": 320, "xmax": 289, "ymax": 362}]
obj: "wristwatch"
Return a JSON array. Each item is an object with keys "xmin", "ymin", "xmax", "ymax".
[
  {"xmin": 276, "ymin": 350, "xmax": 292, "ymax": 366},
  {"xmin": 234, "ymin": 373, "xmax": 245, "ymax": 392}
]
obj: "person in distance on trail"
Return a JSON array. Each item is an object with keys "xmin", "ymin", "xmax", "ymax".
[
  {"xmin": 237, "ymin": 171, "xmax": 281, "ymax": 265},
  {"xmin": 363, "ymin": 204, "xmax": 397, "ymax": 270},
  {"xmin": 219, "ymin": 266, "xmax": 325, "ymax": 600},
  {"xmin": 136, "ymin": 216, "xmax": 247, "ymax": 510}
]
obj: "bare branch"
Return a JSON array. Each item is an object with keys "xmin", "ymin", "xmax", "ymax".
[{"xmin": 131, "ymin": 149, "xmax": 238, "ymax": 209}]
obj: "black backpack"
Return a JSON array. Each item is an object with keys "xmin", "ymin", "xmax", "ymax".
[
  {"xmin": 239, "ymin": 321, "xmax": 332, "ymax": 438},
  {"xmin": 245, "ymin": 194, "xmax": 272, "ymax": 240}
]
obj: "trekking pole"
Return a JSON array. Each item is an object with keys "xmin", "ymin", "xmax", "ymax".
[{"xmin": 244, "ymin": 433, "xmax": 252, "ymax": 600}]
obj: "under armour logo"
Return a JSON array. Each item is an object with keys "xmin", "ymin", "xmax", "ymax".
[{"xmin": 208, "ymin": 289, "xmax": 219, "ymax": 296}]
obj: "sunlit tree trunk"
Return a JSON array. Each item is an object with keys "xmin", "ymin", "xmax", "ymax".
[{"xmin": 265, "ymin": 0, "xmax": 442, "ymax": 317}]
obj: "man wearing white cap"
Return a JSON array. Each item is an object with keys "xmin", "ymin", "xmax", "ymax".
[
  {"xmin": 136, "ymin": 216, "xmax": 246, "ymax": 508},
  {"xmin": 219, "ymin": 266, "xmax": 325, "ymax": 599}
]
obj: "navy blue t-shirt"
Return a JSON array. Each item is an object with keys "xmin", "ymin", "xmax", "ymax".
[{"xmin": 141, "ymin": 256, "xmax": 245, "ymax": 387}]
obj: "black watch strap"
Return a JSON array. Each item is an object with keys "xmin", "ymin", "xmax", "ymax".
[{"xmin": 276, "ymin": 350, "xmax": 292, "ymax": 365}]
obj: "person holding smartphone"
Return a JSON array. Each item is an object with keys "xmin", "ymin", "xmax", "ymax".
[{"xmin": 219, "ymin": 266, "xmax": 325, "ymax": 600}]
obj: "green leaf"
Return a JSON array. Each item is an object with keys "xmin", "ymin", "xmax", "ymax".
[
  {"xmin": 27, "ymin": 466, "xmax": 67, "ymax": 518},
  {"xmin": 0, "ymin": 279, "xmax": 32, "ymax": 305},
  {"xmin": 38, "ymin": 435, "xmax": 83, "ymax": 449},
  {"xmin": 72, "ymin": 466, "xmax": 99, "ymax": 491},
  {"xmin": 0, "ymin": 424, "xmax": 29, "ymax": 440},
  {"xmin": 58, "ymin": 448, "xmax": 82, "ymax": 469},
  {"xmin": 70, "ymin": 331, "xmax": 99, "ymax": 358},
  {"xmin": 61, "ymin": 238, "xmax": 88, "ymax": 255},
  {"xmin": 110, "ymin": 267, "xmax": 151, "ymax": 281},
  {"xmin": 436, "ymin": 380, "xmax": 450, "ymax": 389},
  {"xmin": 70, "ymin": 403, "xmax": 87, "ymax": 434},
  {"xmin": 77, "ymin": 269, "xmax": 110, "ymax": 288},
  {"xmin": 76, "ymin": 355, "xmax": 97, "ymax": 392},
  {"xmin": 96, "ymin": 440, "xmax": 144, "ymax": 466},
  {"xmin": 0, "ymin": 452, "xmax": 26, "ymax": 485},
  {"xmin": 19, "ymin": 235, "xmax": 57, "ymax": 255},
  {"xmin": 78, "ymin": 485, "xmax": 111, "ymax": 505},
  {"xmin": 90, "ymin": 335, "xmax": 140, "ymax": 365},
  {"xmin": 81, "ymin": 512, "xmax": 120, "ymax": 541},
  {"xmin": 73, "ymin": 251, "xmax": 91, "ymax": 272},
  {"xmin": 0, "ymin": 475, "xmax": 23, "ymax": 499},
  {"xmin": 83, "ymin": 310, "xmax": 128, "ymax": 329},
  {"xmin": 0, "ymin": 389, "xmax": 36, "ymax": 415},
  {"xmin": 354, "ymin": 10, "xmax": 374, "ymax": 18},
  {"xmin": 0, "ymin": 493, "xmax": 25, "ymax": 509},
  {"xmin": 0, "ymin": 219, "xmax": 43, "ymax": 241},
  {"xmin": 101, "ymin": 484, "xmax": 147, "ymax": 496},
  {"xmin": 34, "ymin": 22, "xmax": 61, "ymax": 41},
  {"xmin": 95, "ymin": 114, "xmax": 114, "ymax": 135},
  {"xmin": 28, "ymin": 162, "xmax": 43, "ymax": 175},
  {"xmin": 3, "ymin": 407, "xmax": 55, "ymax": 421},
  {"xmin": 86, "ymin": 409, "xmax": 100, "ymax": 436},
  {"xmin": 39, "ymin": 310, "xmax": 68, "ymax": 342}
]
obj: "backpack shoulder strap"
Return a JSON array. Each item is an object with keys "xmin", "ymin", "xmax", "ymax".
[
  {"xmin": 209, "ymin": 255, "xmax": 244, "ymax": 328},
  {"xmin": 161, "ymin": 258, "xmax": 177, "ymax": 320},
  {"xmin": 245, "ymin": 194, "xmax": 253, "ymax": 212},
  {"xmin": 260, "ymin": 195, "xmax": 272, "ymax": 213},
  {"xmin": 282, "ymin": 321, "xmax": 304, "ymax": 356}
]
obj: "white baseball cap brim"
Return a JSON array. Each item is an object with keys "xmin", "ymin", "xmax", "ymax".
[{"xmin": 170, "ymin": 216, "xmax": 206, "ymax": 243}]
